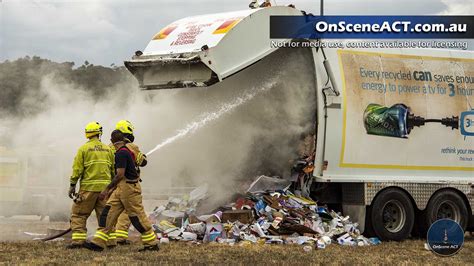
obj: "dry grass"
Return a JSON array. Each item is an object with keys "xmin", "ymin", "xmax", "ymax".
[
  {"xmin": 0, "ymin": 237, "xmax": 473, "ymax": 265},
  {"xmin": 0, "ymin": 217, "xmax": 472, "ymax": 264}
]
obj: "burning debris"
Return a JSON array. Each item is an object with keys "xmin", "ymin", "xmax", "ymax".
[{"xmin": 144, "ymin": 176, "xmax": 380, "ymax": 249}]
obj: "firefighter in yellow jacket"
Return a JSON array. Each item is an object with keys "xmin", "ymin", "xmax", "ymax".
[
  {"xmin": 67, "ymin": 122, "xmax": 115, "ymax": 249},
  {"xmin": 85, "ymin": 130, "xmax": 158, "ymax": 252},
  {"xmin": 108, "ymin": 120, "xmax": 147, "ymax": 245}
]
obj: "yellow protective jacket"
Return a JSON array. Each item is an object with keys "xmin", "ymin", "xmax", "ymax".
[
  {"xmin": 126, "ymin": 142, "xmax": 147, "ymax": 167},
  {"xmin": 70, "ymin": 138, "xmax": 115, "ymax": 192},
  {"xmin": 110, "ymin": 140, "xmax": 147, "ymax": 168}
]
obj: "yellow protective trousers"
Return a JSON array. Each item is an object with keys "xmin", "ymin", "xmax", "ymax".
[
  {"xmin": 114, "ymin": 212, "xmax": 131, "ymax": 241},
  {"xmin": 70, "ymin": 190, "xmax": 106, "ymax": 244},
  {"xmin": 108, "ymin": 142, "xmax": 144, "ymax": 242},
  {"xmin": 91, "ymin": 179, "xmax": 157, "ymax": 248}
]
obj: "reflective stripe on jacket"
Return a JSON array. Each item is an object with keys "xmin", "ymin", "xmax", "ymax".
[{"xmin": 70, "ymin": 138, "xmax": 114, "ymax": 192}]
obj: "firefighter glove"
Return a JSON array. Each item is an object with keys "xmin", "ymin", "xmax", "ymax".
[{"xmin": 68, "ymin": 184, "xmax": 77, "ymax": 199}]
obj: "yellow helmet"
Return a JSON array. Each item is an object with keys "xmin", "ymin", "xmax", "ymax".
[
  {"xmin": 115, "ymin": 120, "xmax": 134, "ymax": 135},
  {"xmin": 85, "ymin": 122, "xmax": 103, "ymax": 138}
]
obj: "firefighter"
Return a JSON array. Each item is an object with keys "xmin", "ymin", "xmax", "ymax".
[
  {"xmin": 67, "ymin": 122, "xmax": 115, "ymax": 249},
  {"xmin": 110, "ymin": 120, "xmax": 147, "ymax": 245},
  {"xmin": 85, "ymin": 130, "xmax": 159, "ymax": 252}
]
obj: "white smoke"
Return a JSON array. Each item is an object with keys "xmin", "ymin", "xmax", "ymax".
[
  {"xmin": 146, "ymin": 81, "xmax": 276, "ymax": 156},
  {"xmin": 0, "ymin": 47, "xmax": 317, "ymax": 219}
]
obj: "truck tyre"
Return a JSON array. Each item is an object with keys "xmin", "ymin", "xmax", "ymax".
[
  {"xmin": 364, "ymin": 205, "xmax": 375, "ymax": 237},
  {"xmin": 423, "ymin": 190, "xmax": 469, "ymax": 234},
  {"xmin": 370, "ymin": 188, "xmax": 414, "ymax": 241}
]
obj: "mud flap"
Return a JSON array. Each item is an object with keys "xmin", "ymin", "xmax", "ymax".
[{"xmin": 342, "ymin": 204, "xmax": 366, "ymax": 233}]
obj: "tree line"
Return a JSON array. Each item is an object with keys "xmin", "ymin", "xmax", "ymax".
[{"xmin": 0, "ymin": 56, "xmax": 134, "ymax": 117}]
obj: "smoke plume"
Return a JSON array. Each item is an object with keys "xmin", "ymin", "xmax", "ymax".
[{"xmin": 0, "ymin": 47, "xmax": 316, "ymax": 217}]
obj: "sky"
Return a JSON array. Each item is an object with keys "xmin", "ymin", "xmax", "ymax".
[{"xmin": 0, "ymin": 0, "xmax": 473, "ymax": 66}]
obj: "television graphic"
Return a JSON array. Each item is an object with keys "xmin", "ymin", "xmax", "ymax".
[{"xmin": 460, "ymin": 110, "xmax": 474, "ymax": 137}]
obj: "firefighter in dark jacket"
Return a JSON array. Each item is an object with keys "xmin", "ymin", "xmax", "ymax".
[{"xmin": 85, "ymin": 130, "xmax": 158, "ymax": 252}]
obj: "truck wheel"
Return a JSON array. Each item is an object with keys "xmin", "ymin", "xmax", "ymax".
[
  {"xmin": 364, "ymin": 205, "xmax": 375, "ymax": 237},
  {"xmin": 423, "ymin": 190, "xmax": 468, "ymax": 233},
  {"xmin": 370, "ymin": 188, "xmax": 414, "ymax": 241}
]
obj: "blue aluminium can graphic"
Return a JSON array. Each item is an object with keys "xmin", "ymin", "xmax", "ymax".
[
  {"xmin": 426, "ymin": 219, "xmax": 464, "ymax": 256},
  {"xmin": 363, "ymin": 103, "xmax": 409, "ymax": 138},
  {"xmin": 460, "ymin": 110, "xmax": 474, "ymax": 137}
]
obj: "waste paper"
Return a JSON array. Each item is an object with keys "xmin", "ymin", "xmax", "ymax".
[{"xmin": 146, "ymin": 177, "xmax": 381, "ymax": 249}]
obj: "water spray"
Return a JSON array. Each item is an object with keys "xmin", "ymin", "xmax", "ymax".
[{"xmin": 146, "ymin": 81, "xmax": 276, "ymax": 156}]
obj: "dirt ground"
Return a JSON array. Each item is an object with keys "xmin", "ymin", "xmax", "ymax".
[{"xmin": 0, "ymin": 216, "xmax": 472, "ymax": 264}]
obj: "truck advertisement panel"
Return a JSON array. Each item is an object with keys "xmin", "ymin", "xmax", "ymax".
[
  {"xmin": 338, "ymin": 50, "xmax": 474, "ymax": 171},
  {"xmin": 143, "ymin": 9, "xmax": 255, "ymax": 55}
]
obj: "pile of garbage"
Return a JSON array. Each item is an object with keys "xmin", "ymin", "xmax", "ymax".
[{"xmin": 147, "ymin": 176, "xmax": 380, "ymax": 248}]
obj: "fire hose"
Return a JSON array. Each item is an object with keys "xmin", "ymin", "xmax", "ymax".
[
  {"xmin": 42, "ymin": 193, "xmax": 80, "ymax": 241},
  {"xmin": 41, "ymin": 228, "xmax": 71, "ymax": 242}
]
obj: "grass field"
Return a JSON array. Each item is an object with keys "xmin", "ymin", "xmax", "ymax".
[
  {"xmin": 0, "ymin": 217, "xmax": 472, "ymax": 264},
  {"xmin": 0, "ymin": 237, "xmax": 473, "ymax": 264}
]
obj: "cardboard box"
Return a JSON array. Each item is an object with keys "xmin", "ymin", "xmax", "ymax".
[{"xmin": 221, "ymin": 210, "xmax": 254, "ymax": 224}]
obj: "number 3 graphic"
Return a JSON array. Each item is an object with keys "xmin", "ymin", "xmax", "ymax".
[{"xmin": 448, "ymin": 83, "xmax": 455, "ymax": 97}]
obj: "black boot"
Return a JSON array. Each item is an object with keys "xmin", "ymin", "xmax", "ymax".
[
  {"xmin": 66, "ymin": 243, "xmax": 84, "ymax": 249},
  {"xmin": 117, "ymin": 239, "xmax": 131, "ymax": 245},
  {"xmin": 138, "ymin": 245, "xmax": 159, "ymax": 252},
  {"xmin": 84, "ymin": 241, "xmax": 104, "ymax": 252}
]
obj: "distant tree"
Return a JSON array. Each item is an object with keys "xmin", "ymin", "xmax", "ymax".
[{"xmin": 0, "ymin": 56, "xmax": 135, "ymax": 117}]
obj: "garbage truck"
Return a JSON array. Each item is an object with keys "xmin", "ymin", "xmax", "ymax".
[{"xmin": 124, "ymin": 6, "xmax": 474, "ymax": 240}]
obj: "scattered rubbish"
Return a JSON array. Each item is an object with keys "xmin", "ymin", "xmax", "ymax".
[
  {"xmin": 337, "ymin": 233, "xmax": 354, "ymax": 246},
  {"xmin": 222, "ymin": 210, "xmax": 254, "ymax": 224},
  {"xmin": 424, "ymin": 242, "xmax": 430, "ymax": 251},
  {"xmin": 316, "ymin": 239, "xmax": 326, "ymax": 249},
  {"xmin": 181, "ymin": 232, "xmax": 198, "ymax": 241},
  {"xmin": 218, "ymin": 238, "xmax": 236, "ymax": 245},
  {"xmin": 204, "ymin": 222, "xmax": 225, "ymax": 242},
  {"xmin": 146, "ymin": 176, "xmax": 381, "ymax": 249},
  {"xmin": 162, "ymin": 210, "xmax": 185, "ymax": 218},
  {"xmin": 247, "ymin": 175, "xmax": 291, "ymax": 193},
  {"xmin": 24, "ymin": 232, "xmax": 47, "ymax": 236},
  {"xmin": 186, "ymin": 222, "xmax": 206, "ymax": 236},
  {"xmin": 320, "ymin": 235, "xmax": 331, "ymax": 245},
  {"xmin": 368, "ymin": 237, "xmax": 381, "ymax": 245}
]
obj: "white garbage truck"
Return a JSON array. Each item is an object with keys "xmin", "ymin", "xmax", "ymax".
[{"xmin": 124, "ymin": 6, "xmax": 473, "ymax": 240}]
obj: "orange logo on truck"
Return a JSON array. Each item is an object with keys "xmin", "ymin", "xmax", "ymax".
[
  {"xmin": 213, "ymin": 18, "xmax": 242, "ymax": 34},
  {"xmin": 153, "ymin": 25, "xmax": 178, "ymax": 40}
]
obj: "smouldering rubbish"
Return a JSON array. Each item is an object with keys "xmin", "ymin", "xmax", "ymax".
[{"xmin": 142, "ymin": 176, "xmax": 381, "ymax": 248}]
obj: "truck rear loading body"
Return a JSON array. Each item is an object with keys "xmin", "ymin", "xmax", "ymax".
[{"xmin": 124, "ymin": 6, "xmax": 474, "ymax": 241}]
